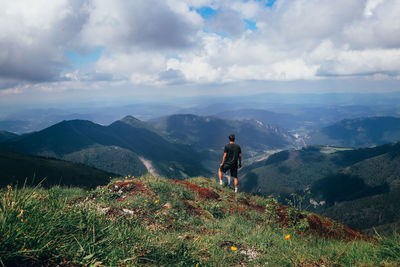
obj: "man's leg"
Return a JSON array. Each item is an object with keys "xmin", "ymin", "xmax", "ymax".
[
  {"xmin": 218, "ymin": 166, "xmax": 223, "ymax": 185},
  {"xmin": 233, "ymin": 177, "xmax": 238, "ymax": 192},
  {"xmin": 230, "ymin": 168, "xmax": 239, "ymax": 192}
]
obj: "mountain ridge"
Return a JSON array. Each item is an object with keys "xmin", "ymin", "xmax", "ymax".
[
  {"xmin": 0, "ymin": 117, "xmax": 209, "ymax": 179},
  {"xmin": 306, "ymin": 116, "xmax": 400, "ymax": 147}
]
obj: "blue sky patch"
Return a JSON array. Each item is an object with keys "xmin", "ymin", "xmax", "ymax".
[
  {"xmin": 194, "ymin": 6, "xmax": 218, "ymax": 19},
  {"xmin": 244, "ymin": 19, "xmax": 257, "ymax": 31},
  {"xmin": 66, "ymin": 46, "xmax": 104, "ymax": 68},
  {"xmin": 254, "ymin": 0, "xmax": 277, "ymax": 7},
  {"xmin": 266, "ymin": 0, "xmax": 277, "ymax": 7}
]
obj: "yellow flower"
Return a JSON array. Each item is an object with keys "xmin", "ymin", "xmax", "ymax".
[
  {"xmin": 128, "ymin": 174, "xmax": 131, "ymax": 178},
  {"xmin": 86, "ymin": 190, "xmax": 88, "ymax": 193},
  {"xmin": 285, "ymin": 234, "xmax": 291, "ymax": 240},
  {"xmin": 127, "ymin": 202, "xmax": 130, "ymax": 205},
  {"xmin": 155, "ymin": 200, "xmax": 159, "ymax": 204},
  {"xmin": 145, "ymin": 200, "xmax": 148, "ymax": 202},
  {"xmin": 231, "ymin": 246, "xmax": 237, "ymax": 251},
  {"xmin": 125, "ymin": 176, "xmax": 128, "ymax": 179}
]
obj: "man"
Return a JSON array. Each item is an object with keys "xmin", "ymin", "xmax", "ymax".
[{"xmin": 219, "ymin": 134, "xmax": 242, "ymax": 193}]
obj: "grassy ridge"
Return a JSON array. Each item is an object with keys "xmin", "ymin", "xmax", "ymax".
[{"xmin": 1, "ymin": 175, "xmax": 399, "ymax": 266}]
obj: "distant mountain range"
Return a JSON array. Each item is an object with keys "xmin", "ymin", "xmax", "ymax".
[
  {"xmin": 0, "ymin": 149, "xmax": 114, "ymax": 188},
  {"xmin": 0, "ymin": 116, "xmax": 209, "ymax": 179},
  {"xmin": 240, "ymin": 142, "xmax": 400, "ymax": 234},
  {"xmin": 213, "ymin": 109, "xmax": 304, "ymax": 130},
  {"xmin": 306, "ymin": 117, "xmax": 400, "ymax": 147},
  {"xmin": 149, "ymin": 114, "xmax": 298, "ymax": 156},
  {"xmin": 0, "ymin": 131, "xmax": 18, "ymax": 143}
]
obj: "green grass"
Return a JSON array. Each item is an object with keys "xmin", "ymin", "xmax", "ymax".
[{"xmin": 1, "ymin": 175, "xmax": 399, "ymax": 266}]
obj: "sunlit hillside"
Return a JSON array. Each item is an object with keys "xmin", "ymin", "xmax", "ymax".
[{"xmin": 1, "ymin": 175, "xmax": 399, "ymax": 266}]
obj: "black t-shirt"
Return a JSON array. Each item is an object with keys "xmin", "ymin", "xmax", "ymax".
[{"xmin": 224, "ymin": 143, "xmax": 241, "ymax": 167}]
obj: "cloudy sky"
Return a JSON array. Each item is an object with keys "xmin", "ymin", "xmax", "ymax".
[{"xmin": 1, "ymin": 0, "xmax": 400, "ymax": 107}]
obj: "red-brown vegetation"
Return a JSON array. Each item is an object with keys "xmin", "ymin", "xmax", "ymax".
[{"xmin": 172, "ymin": 180, "xmax": 220, "ymax": 200}]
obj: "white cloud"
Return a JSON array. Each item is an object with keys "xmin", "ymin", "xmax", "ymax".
[
  {"xmin": 80, "ymin": 0, "xmax": 201, "ymax": 52},
  {"xmin": 0, "ymin": 0, "xmax": 399, "ymax": 98},
  {"xmin": 0, "ymin": 0, "xmax": 89, "ymax": 82}
]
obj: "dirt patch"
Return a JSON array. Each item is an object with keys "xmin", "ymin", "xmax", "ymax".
[
  {"xmin": 183, "ymin": 200, "xmax": 203, "ymax": 216},
  {"xmin": 173, "ymin": 180, "xmax": 220, "ymax": 200},
  {"xmin": 228, "ymin": 202, "xmax": 248, "ymax": 214},
  {"xmin": 68, "ymin": 193, "xmax": 98, "ymax": 206},
  {"xmin": 306, "ymin": 214, "xmax": 371, "ymax": 241},
  {"xmin": 104, "ymin": 206, "xmax": 125, "ymax": 217},
  {"xmin": 237, "ymin": 198, "xmax": 266, "ymax": 213},
  {"xmin": 108, "ymin": 180, "xmax": 153, "ymax": 198},
  {"xmin": 272, "ymin": 204, "xmax": 371, "ymax": 241}
]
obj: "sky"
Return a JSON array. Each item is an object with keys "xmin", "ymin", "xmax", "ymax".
[{"xmin": 0, "ymin": 0, "xmax": 400, "ymax": 108}]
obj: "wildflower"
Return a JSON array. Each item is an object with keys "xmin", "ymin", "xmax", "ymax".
[
  {"xmin": 86, "ymin": 190, "xmax": 88, "ymax": 193},
  {"xmin": 285, "ymin": 234, "xmax": 291, "ymax": 240},
  {"xmin": 155, "ymin": 200, "xmax": 159, "ymax": 204},
  {"xmin": 145, "ymin": 200, "xmax": 148, "ymax": 202},
  {"xmin": 231, "ymin": 246, "xmax": 237, "ymax": 251},
  {"xmin": 125, "ymin": 176, "xmax": 128, "ymax": 179},
  {"xmin": 128, "ymin": 174, "xmax": 131, "ymax": 178},
  {"xmin": 127, "ymin": 202, "xmax": 130, "ymax": 205}
]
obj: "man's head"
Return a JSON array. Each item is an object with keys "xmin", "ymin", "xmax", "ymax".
[{"xmin": 229, "ymin": 134, "xmax": 235, "ymax": 142}]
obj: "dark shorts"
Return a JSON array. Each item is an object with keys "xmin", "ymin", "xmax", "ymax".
[{"xmin": 220, "ymin": 163, "xmax": 238, "ymax": 178}]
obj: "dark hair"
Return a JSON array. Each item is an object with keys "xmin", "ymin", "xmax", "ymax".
[{"xmin": 229, "ymin": 134, "xmax": 235, "ymax": 142}]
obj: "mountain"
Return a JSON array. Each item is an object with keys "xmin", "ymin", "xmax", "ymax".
[
  {"xmin": 315, "ymin": 143, "xmax": 400, "ymax": 234},
  {"xmin": 1, "ymin": 116, "xmax": 209, "ymax": 179},
  {"xmin": 240, "ymin": 146, "xmax": 343, "ymax": 196},
  {"xmin": 106, "ymin": 116, "xmax": 209, "ymax": 178},
  {"xmin": 306, "ymin": 117, "xmax": 400, "ymax": 147},
  {"xmin": 62, "ymin": 144, "xmax": 148, "ymax": 177},
  {"xmin": 0, "ymin": 149, "xmax": 114, "ymax": 188},
  {"xmin": 214, "ymin": 109, "xmax": 304, "ymax": 130},
  {"xmin": 241, "ymin": 142, "xmax": 400, "ymax": 197},
  {"xmin": 149, "ymin": 114, "xmax": 298, "ymax": 156},
  {"xmin": 0, "ymin": 131, "xmax": 18, "ymax": 143},
  {"xmin": 0, "ymin": 104, "xmax": 180, "ymax": 133},
  {"xmin": 240, "ymin": 142, "xmax": 400, "ymax": 233},
  {"xmin": 4, "ymin": 175, "xmax": 398, "ymax": 266}
]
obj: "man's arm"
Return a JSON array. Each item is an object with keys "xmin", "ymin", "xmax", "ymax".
[
  {"xmin": 239, "ymin": 153, "xmax": 242, "ymax": 168},
  {"xmin": 220, "ymin": 152, "xmax": 227, "ymax": 166}
]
